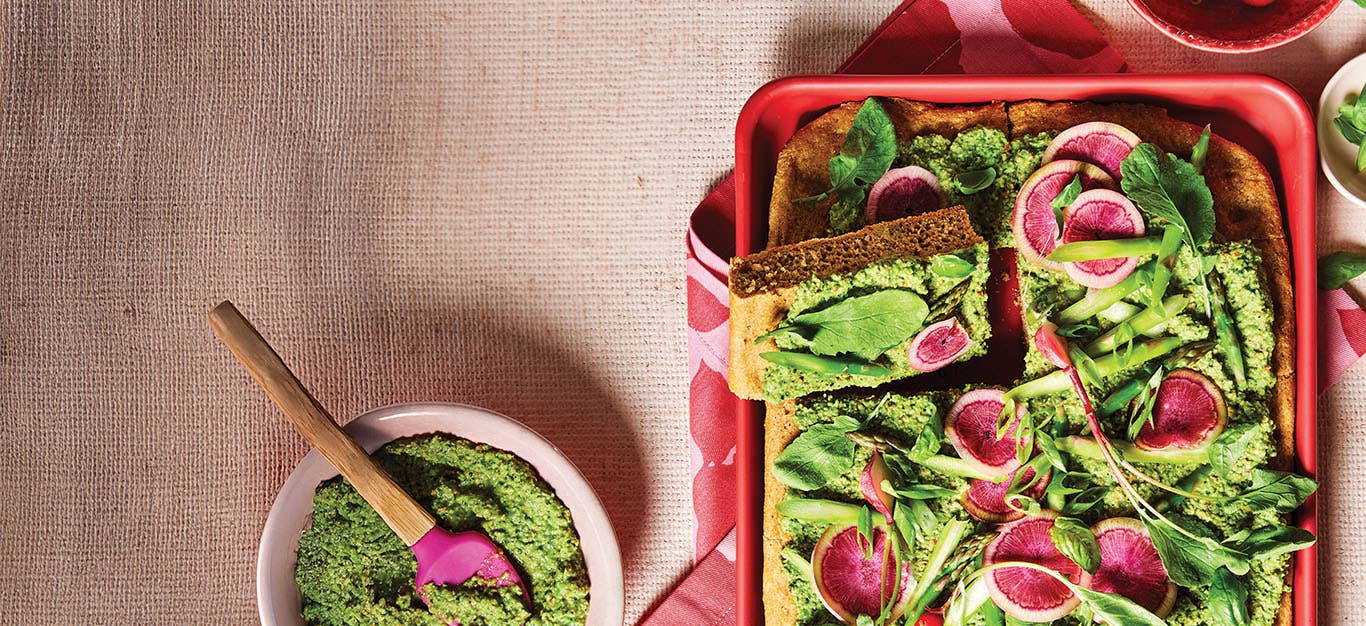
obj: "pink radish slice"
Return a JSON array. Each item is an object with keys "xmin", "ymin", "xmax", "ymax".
[
  {"xmin": 1134, "ymin": 368, "xmax": 1227, "ymax": 451},
  {"xmin": 907, "ymin": 318, "xmax": 972, "ymax": 372},
  {"xmin": 983, "ymin": 511, "xmax": 1082, "ymax": 622},
  {"xmin": 1041, "ymin": 122, "xmax": 1141, "ymax": 182},
  {"xmin": 1011, "ymin": 160, "xmax": 1116, "ymax": 272},
  {"xmin": 866, "ymin": 166, "xmax": 946, "ymax": 223},
  {"xmin": 944, "ymin": 389, "xmax": 1029, "ymax": 481},
  {"xmin": 1060, "ymin": 189, "xmax": 1145, "ymax": 289},
  {"xmin": 962, "ymin": 465, "xmax": 1052, "ymax": 523},
  {"xmin": 1079, "ymin": 517, "xmax": 1178, "ymax": 619},
  {"xmin": 812, "ymin": 524, "xmax": 913, "ymax": 623},
  {"xmin": 860, "ymin": 452, "xmax": 896, "ymax": 525}
]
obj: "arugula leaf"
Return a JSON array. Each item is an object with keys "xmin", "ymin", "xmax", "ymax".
[
  {"xmin": 1209, "ymin": 423, "xmax": 1259, "ymax": 477},
  {"xmin": 857, "ymin": 505, "xmax": 875, "ymax": 558},
  {"xmin": 955, "ymin": 167, "xmax": 997, "ymax": 195},
  {"xmin": 1071, "ymin": 584, "xmax": 1166, "ymax": 626},
  {"xmin": 1191, "ymin": 125, "xmax": 1211, "ymax": 173},
  {"xmin": 798, "ymin": 98, "xmax": 898, "ymax": 205},
  {"xmin": 1051, "ymin": 516, "xmax": 1102, "ymax": 573},
  {"xmin": 771, "ymin": 420, "xmax": 861, "ymax": 490},
  {"xmin": 1120, "ymin": 143, "xmax": 1216, "ymax": 250},
  {"xmin": 1227, "ymin": 524, "xmax": 1316, "ymax": 560},
  {"xmin": 1208, "ymin": 566, "xmax": 1250, "ymax": 626},
  {"xmin": 1319, "ymin": 251, "xmax": 1366, "ymax": 289},
  {"xmin": 786, "ymin": 289, "xmax": 929, "ymax": 359},
  {"xmin": 1236, "ymin": 469, "xmax": 1318, "ymax": 514},
  {"xmin": 908, "ymin": 425, "xmax": 942, "ymax": 463},
  {"xmin": 1142, "ymin": 513, "xmax": 1251, "ymax": 587}
]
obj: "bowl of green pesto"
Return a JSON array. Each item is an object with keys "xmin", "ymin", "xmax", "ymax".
[{"xmin": 257, "ymin": 403, "xmax": 624, "ymax": 626}]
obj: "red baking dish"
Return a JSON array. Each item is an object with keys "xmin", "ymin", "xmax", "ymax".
[{"xmin": 733, "ymin": 74, "xmax": 1317, "ymax": 626}]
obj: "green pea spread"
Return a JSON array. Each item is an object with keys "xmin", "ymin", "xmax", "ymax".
[{"xmin": 295, "ymin": 434, "xmax": 590, "ymax": 626}]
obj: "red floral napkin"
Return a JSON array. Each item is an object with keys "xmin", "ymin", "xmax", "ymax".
[{"xmin": 659, "ymin": 1, "xmax": 1360, "ymax": 622}]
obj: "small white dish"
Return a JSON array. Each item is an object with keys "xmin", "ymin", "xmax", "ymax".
[
  {"xmin": 1318, "ymin": 51, "xmax": 1366, "ymax": 210},
  {"xmin": 256, "ymin": 402, "xmax": 624, "ymax": 625}
]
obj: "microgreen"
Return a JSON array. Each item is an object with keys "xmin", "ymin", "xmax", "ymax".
[
  {"xmin": 795, "ymin": 98, "xmax": 898, "ymax": 205},
  {"xmin": 1319, "ymin": 250, "xmax": 1366, "ymax": 289}
]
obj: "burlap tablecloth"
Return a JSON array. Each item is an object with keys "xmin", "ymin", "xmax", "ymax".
[{"xmin": 1, "ymin": 1, "xmax": 1363, "ymax": 623}]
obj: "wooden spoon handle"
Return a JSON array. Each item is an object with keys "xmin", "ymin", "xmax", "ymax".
[{"xmin": 208, "ymin": 301, "xmax": 435, "ymax": 545}]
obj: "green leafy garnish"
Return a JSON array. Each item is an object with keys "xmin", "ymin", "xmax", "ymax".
[
  {"xmin": 857, "ymin": 504, "xmax": 876, "ymax": 558},
  {"xmin": 1120, "ymin": 143, "xmax": 1216, "ymax": 251},
  {"xmin": 1319, "ymin": 250, "xmax": 1366, "ymax": 289},
  {"xmin": 1208, "ymin": 566, "xmax": 1250, "ymax": 626},
  {"xmin": 1333, "ymin": 86, "xmax": 1366, "ymax": 172},
  {"xmin": 795, "ymin": 98, "xmax": 898, "ymax": 205},
  {"xmin": 955, "ymin": 167, "xmax": 997, "ymax": 195},
  {"xmin": 1049, "ymin": 174, "xmax": 1082, "ymax": 231},
  {"xmin": 1050, "ymin": 516, "xmax": 1102, "ymax": 573},
  {"xmin": 1142, "ymin": 513, "xmax": 1251, "ymax": 587},
  {"xmin": 1191, "ymin": 125, "xmax": 1211, "ymax": 173},
  {"xmin": 774, "ymin": 289, "xmax": 929, "ymax": 360},
  {"xmin": 1209, "ymin": 423, "xmax": 1259, "ymax": 477},
  {"xmin": 1235, "ymin": 469, "xmax": 1318, "ymax": 513},
  {"xmin": 771, "ymin": 416, "xmax": 861, "ymax": 490},
  {"xmin": 1225, "ymin": 524, "xmax": 1317, "ymax": 560}
]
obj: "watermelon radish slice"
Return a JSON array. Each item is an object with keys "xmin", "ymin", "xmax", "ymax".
[
  {"xmin": 983, "ymin": 511, "xmax": 1082, "ymax": 622},
  {"xmin": 907, "ymin": 318, "xmax": 972, "ymax": 372},
  {"xmin": 1011, "ymin": 160, "xmax": 1115, "ymax": 272},
  {"xmin": 860, "ymin": 452, "xmax": 896, "ymax": 525},
  {"xmin": 867, "ymin": 166, "xmax": 946, "ymax": 223},
  {"xmin": 812, "ymin": 524, "xmax": 913, "ymax": 623},
  {"xmin": 962, "ymin": 465, "xmax": 1052, "ymax": 523},
  {"xmin": 1079, "ymin": 517, "xmax": 1177, "ymax": 618},
  {"xmin": 1060, "ymin": 189, "xmax": 1146, "ymax": 289},
  {"xmin": 1134, "ymin": 368, "xmax": 1227, "ymax": 451},
  {"xmin": 1041, "ymin": 122, "xmax": 1141, "ymax": 182},
  {"xmin": 944, "ymin": 389, "xmax": 1029, "ymax": 481}
]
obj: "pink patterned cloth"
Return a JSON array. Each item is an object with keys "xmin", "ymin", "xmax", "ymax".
[{"xmin": 655, "ymin": 0, "xmax": 1363, "ymax": 623}]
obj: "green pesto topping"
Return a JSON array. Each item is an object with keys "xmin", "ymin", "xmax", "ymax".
[
  {"xmin": 760, "ymin": 244, "xmax": 992, "ymax": 400},
  {"xmin": 295, "ymin": 434, "xmax": 589, "ymax": 626},
  {"xmin": 826, "ymin": 128, "xmax": 1052, "ymax": 244}
]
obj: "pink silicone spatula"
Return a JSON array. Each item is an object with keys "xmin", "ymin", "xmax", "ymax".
[{"xmin": 208, "ymin": 301, "xmax": 528, "ymax": 609}]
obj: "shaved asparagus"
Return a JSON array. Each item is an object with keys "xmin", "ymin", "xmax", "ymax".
[
  {"xmin": 1056, "ymin": 262, "xmax": 1151, "ymax": 324},
  {"xmin": 1084, "ymin": 294, "xmax": 1189, "ymax": 355},
  {"xmin": 1007, "ymin": 337, "xmax": 1186, "ymax": 399},
  {"xmin": 1047, "ymin": 235, "xmax": 1164, "ymax": 262},
  {"xmin": 1210, "ymin": 272, "xmax": 1246, "ymax": 386},
  {"xmin": 1054, "ymin": 435, "xmax": 1209, "ymax": 465}
]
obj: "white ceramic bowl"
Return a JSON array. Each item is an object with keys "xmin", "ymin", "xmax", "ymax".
[
  {"xmin": 257, "ymin": 402, "xmax": 624, "ymax": 625},
  {"xmin": 1318, "ymin": 51, "xmax": 1366, "ymax": 210}
]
